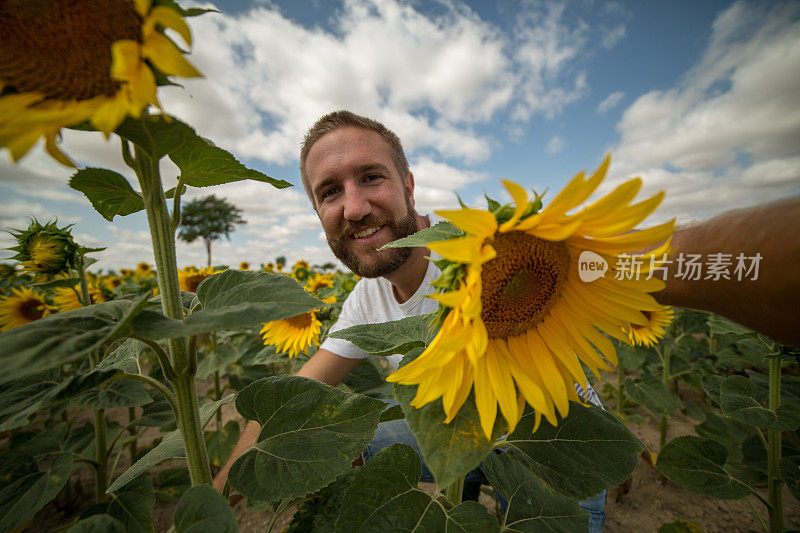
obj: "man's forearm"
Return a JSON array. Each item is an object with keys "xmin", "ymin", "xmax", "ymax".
[{"xmin": 655, "ymin": 196, "xmax": 800, "ymax": 346}]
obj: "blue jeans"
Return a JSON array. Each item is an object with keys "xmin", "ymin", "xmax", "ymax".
[{"xmin": 363, "ymin": 417, "xmax": 607, "ymax": 532}]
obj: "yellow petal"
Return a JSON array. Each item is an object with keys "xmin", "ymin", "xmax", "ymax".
[
  {"xmin": 578, "ymin": 219, "xmax": 676, "ymax": 255},
  {"xmin": 428, "ymin": 236, "xmax": 484, "ymax": 263},
  {"xmin": 145, "ymin": 6, "xmax": 193, "ymax": 47},
  {"xmin": 578, "ymin": 178, "xmax": 642, "ymax": 222},
  {"xmin": 474, "ymin": 355, "xmax": 497, "ymax": 440},
  {"xmin": 435, "ymin": 208, "xmax": 497, "ymax": 239},
  {"xmin": 580, "ymin": 191, "xmax": 665, "ymax": 237},
  {"xmin": 498, "ymin": 180, "xmax": 530, "ymax": 232},
  {"xmin": 531, "ymin": 215, "xmax": 584, "ymax": 241},
  {"xmin": 485, "ymin": 342, "xmax": 519, "ymax": 434},
  {"xmin": 143, "ymin": 33, "xmax": 202, "ymax": 78},
  {"xmin": 44, "ymin": 131, "xmax": 75, "ymax": 167}
]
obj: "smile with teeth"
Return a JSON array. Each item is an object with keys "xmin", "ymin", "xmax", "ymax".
[{"xmin": 353, "ymin": 226, "xmax": 382, "ymax": 239}]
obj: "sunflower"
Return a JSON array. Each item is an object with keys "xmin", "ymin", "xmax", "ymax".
[
  {"xmin": 0, "ymin": 0, "xmax": 201, "ymax": 166},
  {"xmin": 51, "ymin": 284, "xmax": 107, "ymax": 312},
  {"xmin": 260, "ymin": 311, "xmax": 322, "ymax": 358},
  {"xmin": 178, "ymin": 266, "xmax": 220, "ymax": 293},
  {"xmin": 386, "ymin": 155, "xmax": 675, "ymax": 439},
  {"xmin": 239, "ymin": 262, "xmax": 250, "ymax": 271},
  {"xmin": 264, "ymin": 263, "xmax": 275, "ymax": 273},
  {"xmin": 626, "ymin": 307, "xmax": 674, "ymax": 347},
  {"xmin": 135, "ymin": 262, "xmax": 154, "ymax": 278},
  {"xmin": 7, "ymin": 219, "xmax": 79, "ymax": 275},
  {"xmin": 0, "ymin": 286, "xmax": 52, "ymax": 331},
  {"xmin": 307, "ymin": 273, "xmax": 336, "ymax": 304}
]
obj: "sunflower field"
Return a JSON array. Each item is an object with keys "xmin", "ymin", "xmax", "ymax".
[{"xmin": 2, "ymin": 1, "xmax": 799, "ymax": 532}]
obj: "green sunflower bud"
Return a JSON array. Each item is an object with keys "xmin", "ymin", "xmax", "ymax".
[{"xmin": 7, "ymin": 219, "xmax": 80, "ymax": 275}]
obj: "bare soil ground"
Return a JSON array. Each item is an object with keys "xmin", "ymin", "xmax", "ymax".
[{"xmin": 13, "ymin": 372, "xmax": 800, "ymax": 532}]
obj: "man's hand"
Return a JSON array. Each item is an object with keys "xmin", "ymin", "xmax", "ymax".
[{"xmin": 213, "ymin": 419, "xmax": 261, "ymax": 503}]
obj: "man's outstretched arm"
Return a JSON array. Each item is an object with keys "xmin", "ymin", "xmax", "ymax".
[
  {"xmin": 212, "ymin": 349, "xmax": 362, "ymax": 493},
  {"xmin": 655, "ymin": 196, "xmax": 800, "ymax": 346}
]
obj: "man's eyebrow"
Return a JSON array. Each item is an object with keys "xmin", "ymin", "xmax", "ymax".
[
  {"xmin": 354, "ymin": 162, "xmax": 391, "ymax": 175},
  {"xmin": 313, "ymin": 176, "xmax": 337, "ymax": 199}
]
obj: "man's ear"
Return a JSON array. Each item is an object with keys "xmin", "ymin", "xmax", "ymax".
[{"xmin": 405, "ymin": 172, "xmax": 415, "ymax": 207}]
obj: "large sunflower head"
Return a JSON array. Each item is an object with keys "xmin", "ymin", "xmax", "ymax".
[
  {"xmin": 0, "ymin": 0, "xmax": 202, "ymax": 165},
  {"xmin": 178, "ymin": 266, "xmax": 220, "ymax": 293},
  {"xmin": 0, "ymin": 286, "xmax": 52, "ymax": 331},
  {"xmin": 7, "ymin": 219, "xmax": 80, "ymax": 275},
  {"xmin": 260, "ymin": 311, "xmax": 322, "ymax": 358},
  {"xmin": 387, "ymin": 155, "xmax": 676, "ymax": 439},
  {"xmin": 307, "ymin": 273, "xmax": 336, "ymax": 304}
]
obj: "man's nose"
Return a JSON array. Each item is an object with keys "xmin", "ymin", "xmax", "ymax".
[{"xmin": 342, "ymin": 187, "xmax": 371, "ymax": 221}]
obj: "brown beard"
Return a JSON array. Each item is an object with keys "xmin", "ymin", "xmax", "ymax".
[{"xmin": 327, "ymin": 198, "xmax": 419, "ymax": 278}]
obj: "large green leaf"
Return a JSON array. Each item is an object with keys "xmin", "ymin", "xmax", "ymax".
[
  {"xmin": 70, "ymin": 377, "xmax": 152, "ymax": 410},
  {"xmin": 381, "ymin": 221, "xmax": 463, "ymax": 249},
  {"xmin": 107, "ymin": 395, "xmax": 233, "ymax": 493},
  {"xmin": 394, "ymin": 379, "xmax": 498, "ymax": 489},
  {"xmin": 69, "ymin": 168, "xmax": 145, "ymax": 221},
  {"xmin": 482, "ymin": 452, "xmax": 587, "ymax": 532},
  {"xmin": 0, "ymin": 297, "xmax": 150, "ymax": 382},
  {"xmin": 624, "ymin": 373, "xmax": 683, "ymax": 417},
  {"xmin": 0, "ymin": 368, "xmax": 119, "ymax": 431},
  {"xmin": 0, "ymin": 452, "xmax": 76, "ymax": 531},
  {"xmin": 694, "ymin": 411, "xmax": 754, "ymax": 464},
  {"xmin": 173, "ymin": 485, "xmax": 238, "ymax": 533},
  {"xmin": 186, "ymin": 270, "xmax": 326, "ymax": 332},
  {"xmin": 288, "ymin": 469, "xmax": 358, "ymax": 532},
  {"xmin": 229, "ymin": 375, "xmax": 385, "ymax": 501},
  {"xmin": 505, "ymin": 403, "xmax": 643, "ymax": 500},
  {"xmin": 720, "ymin": 375, "xmax": 775, "ymax": 428},
  {"xmin": 206, "ymin": 420, "xmax": 241, "ymax": 468},
  {"xmin": 708, "ymin": 316, "xmax": 757, "ymax": 337},
  {"xmin": 116, "ymin": 115, "xmax": 290, "ymax": 189},
  {"xmin": 105, "ymin": 474, "xmax": 156, "ymax": 533},
  {"xmin": 656, "ymin": 436, "xmax": 753, "ymax": 499},
  {"xmin": 68, "ymin": 514, "xmax": 126, "ymax": 532},
  {"xmin": 334, "ymin": 444, "xmax": 499, "ymax": 532},
  {"xmin": 329, "ymin": 315, "xmax": 434, "ymax": 357}
]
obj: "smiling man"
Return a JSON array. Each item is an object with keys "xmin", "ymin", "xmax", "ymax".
[{"xmin": 215, "ymin": 110, "xmax": 609, "ymax": 528}]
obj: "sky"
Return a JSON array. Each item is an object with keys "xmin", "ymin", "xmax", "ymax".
[{"xmin": 2, "ymin": 0, "xmax": 799, "ymax": 271}]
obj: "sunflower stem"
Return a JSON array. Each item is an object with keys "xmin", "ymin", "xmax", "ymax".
[
  {"xmin": 616, "ymin": 352, "xmax": 627, "ymax": 422},
  {"xmin": 132, "ymin": 136, "xmax": 212, "ymax": 486},
  {"xmin": 658, "ymin": 344, "xmax": 671, "ymax": 453},
  {"xmin": 79, "ymin": 263, "xmax": 108, "ymax": 502},
  {"xmin": 768, "ymin": 353, "xmax": 783, "ymax": 532},
  {"xmin": 444, "ymin": 477, "xmax": 464, "ymax": 507}
]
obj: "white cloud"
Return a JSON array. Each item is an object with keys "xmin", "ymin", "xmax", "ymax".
[
  {"xmin": 544, "ymin": 135, "xmax": 565, "ymax": 154},
  {"xmin": 596, "ymin": 91, "xmax": 625, "ymax": 114},
  {"xmin": 610, "ymin": 1, "xmax": 800, "ymax": 222}
]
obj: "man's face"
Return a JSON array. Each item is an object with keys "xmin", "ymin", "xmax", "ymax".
[{"xmin": 306, "ymin": 126, "xmax": 419, "ymax": 278}]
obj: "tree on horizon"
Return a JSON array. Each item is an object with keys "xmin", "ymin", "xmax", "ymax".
[{"xmin": 178, "ymin": 195, "xmax": 245, "ymax": 267}]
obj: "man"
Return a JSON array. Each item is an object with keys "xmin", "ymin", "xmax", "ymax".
[{"xmin": 216, "ymin": 110, "xmax": 800, "ymax": 527}]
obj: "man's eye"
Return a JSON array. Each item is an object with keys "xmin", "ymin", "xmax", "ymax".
[
  {"xmin": 321, "ymin": 187, "xmax": 338, "ymax": 200},
  {"xmin": 364, "ymin": 174, "xmax": 382, "ymax": 182}
]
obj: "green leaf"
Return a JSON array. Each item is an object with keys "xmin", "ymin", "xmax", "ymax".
[
  {"xmin": 155, "ymin": 467, "xmax": 191, "ymax": 502},
  {"xmin": 380, "ymin": 221, "xmax": 463, "ymax": 249},
  {"xmin": 719, "ymin": 375, "xmax": 775, "ymax": 428},
  {"xmin": 229, "ymin": 375, "xmax": 385, "ymax": 501},
  {"xmin": 186, "ymin": 270, "xmax": 326, "ymax": 333},
  {"xmin": 0, "ymin": 297, "xmax": 150, "ymax": 382},
  {"xmin": 107, "ymin": 395, "xmax": 233, "ymax": 493},
  {"xmin": 0, "ymin": 451, "xmax": 76, "ymax": 531},
  {"xmin": 329, "ymin": 315, "xmax": 434, "ymax": 357},
  {"xmin": 378, "ymin": 404, "xmax": 405, "ymax": 423},
  {"xmin": 624, "ymin": 373, "xmax": 684, "ymax": 417},
  {"xmin": 482, "ymin": 452, "xmax": 588, "ymax": 532},
  {"xmin": 694, "ymin": 411, "xmax": 753, "ymax": 464},
  {"xmin": 334, "ymin": 444, "xmax": 499, "ymax": 533},
  {"xmin": 30, "ymin": 277, "xmax": 82, "ymax": 290},
  {"xmin": 0, "ymin": 368, "xmax": 120, "ymax": 431},
  {"xmin": 70, "ymin": 377, "xmax": 152, "ymax": 410},
  {"xmin": 288, "ymin": 469, "xmax": 358, "ymax": 533},
  {"xmin": 206, "ymin": 420, "xmax": 240, "ymax": 468},
  {"xmin": 343, "ymin": 359, "xmax": 387, "ymax": 396},
  {"xmin": 116, "ymin": 115, "xmax": 291, "ymax": 189},
  {"xmin": 618, "ymin": 342, "xmax": 655, "ymax": 372},
  {"xmin": 68, "ymin": 514, "xmax": 126, "ymax": 532},
  {"xmin": 69, "ymin": 168, "xmax": 145, "ymax": 221},
  {"xmin": 773, "ymin": 403, "xmax": 800, "ymax": 431},
  {"xmin": 505, "ymin": 403, "xmax": 643, "ymax": 500},
  {"xmin": 196, "ymin": 342, "xmax": 240, "ymax": 380},
  {"xmin": 173, "ymin": 485, "xmax": 237, "ymax": 533},
  {"xmin": 656, "ymin": 436, "xmax": 753, "ymax": 499},
  {"xmin": 105, "ymin": 474, "xmax": 156, "ymax": 533},
  {"xmin": 781, "ymin": 456, "xmax": 800, "ymax": 503},
  {"xmin": 708, "ymin": 316, "xmax": 756, "ymax": 337},
  {"xmin": 394, "ymin": 380, "xmax": 497, "ymax": 489}
]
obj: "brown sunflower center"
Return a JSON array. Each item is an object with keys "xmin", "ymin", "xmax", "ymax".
[
  {"xmin": 480, "ymin": 231, "xmax": 570, "ymax": 339},
  {"xmin": 0, "ymin": 0, "xmax": 142, "ymax": 101},
  {"xmin": 286, "ymin": 313, "xmax": 312, "ymax": 329},
  {"xmin": 19, "ymin": 298, "xmax": 45, "ymax": 321}
]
